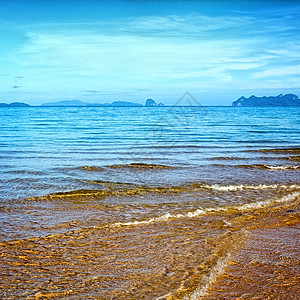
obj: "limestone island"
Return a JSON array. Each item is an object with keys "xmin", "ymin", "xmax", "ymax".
[
  {"xmin": 145, "ymin": 99, "xmax": 165, "ymax": 107},
  {"xmin": 232, "ymin": 94, "xmax": 300, "ymax": 106}
]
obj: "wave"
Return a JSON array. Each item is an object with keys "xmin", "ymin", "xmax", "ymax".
[
  {"xmin": 111, "ymin": 192, "xmax": 300, "ymax": 228},
  {"xmin": 84, "ymin": 179, "xmax": 139, "ymax": 188},
  {"xmin": 234, "ymin": 164, "xmax": 300, "ymax": 170},
  {"xmin": 263, "ymin": 165, "xmax": 299, "ymax": 170},
  {"xmin": 236, "ymin": 191, "xmax": 299, "ymax": 210},
  {"xmin": 76, "ymin": 163, "xmax": 176, "ymax": 171},
  {"xmin": 257, "ymin": 147, "xmax": 300, "ymax": 153},
  {"xmin": 76, "ymin": 166, "xmax": 105, "ymax": 172},
  {"xmin": 105, "ymin": 163, "xmax": 176, "ymax": 169},
  {"xmin": 289, "ymin": 156, "xmax": 300, "ymax": 161},
  {"xmin": 28, "ymin": 182, "xmax": 300, "ymax": 202},
  {"xmin": 210, "ymin": 156, "xmax": 247, "ymax": 160},
  {"xmin": 3, "ymin": 170, "xmax": 45, "ymax": 175},
  {"xmin": 27, "ymin": 185, "xmax": 188, "ymax": 201},
  {"xmin": 200, "ymin": 183, "xmax": 299, "ymax": 191}
]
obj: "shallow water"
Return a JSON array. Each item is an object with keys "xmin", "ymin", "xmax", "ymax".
[{"xmin": 0, "ymin": 106, "xmax": 299, "ymax": 299}]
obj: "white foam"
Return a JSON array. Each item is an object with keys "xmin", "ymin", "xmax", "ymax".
[
  {"xmin": 112, "ymin": 209, "xmax": 211, "ymax": 228},
  {"xmin": 111, "ymin": 192, "xmax": 299, "ymax": 228},
  {"xmin": 113, "ymin": 212, "xmax": 186, "ymax": 227},
  {"xmin": 201, "ymin": 183, "xmax": 299, "ymax": 191},
  {"xmin": 237, "ymin": 191, "xmax": 300, "ymax": 211},
  {"xmin": 264, "ymin": 165, "xmax": 299, "ymax": 170}
]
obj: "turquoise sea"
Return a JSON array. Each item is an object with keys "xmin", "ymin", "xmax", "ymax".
[{"xmin": 0, "ymin": 106, "xmax": 299, "ymax": 299}]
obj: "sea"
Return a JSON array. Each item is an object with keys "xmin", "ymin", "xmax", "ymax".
[{"xmin": 0, "ymin": 105, "xmax": 299, "ymax": 299}]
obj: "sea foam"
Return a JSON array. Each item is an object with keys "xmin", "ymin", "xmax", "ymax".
[
  {"xmin": 200, "ymin": 183, "xmax": 299, "ymax": 191},
  {"xmin": 111, "ymin": 191, "xmax": 300, "ymax": 228}
]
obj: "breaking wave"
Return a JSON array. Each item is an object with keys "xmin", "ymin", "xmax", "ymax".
[
  {"xmin": 200, "ymin": 183, "xmax": 299, "ymax": 191},
  {"xmin": 111, "ymin": 192, "xmax": 300, "ymax": 228},
  {"xmin": 235, "ymin": 164, "xmax": 300, "ymax": 170},
  {"xmin": 28, "ymin": 182, "xmax": 300, "ymax": 202}
]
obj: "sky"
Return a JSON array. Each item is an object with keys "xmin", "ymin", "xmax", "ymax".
[{"xmin": 0, "ymin": 0, "xmax": 300, "ymax": 106}]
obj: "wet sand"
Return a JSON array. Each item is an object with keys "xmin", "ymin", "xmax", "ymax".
[
  {"xmin": 0, "ymin": 191, "xmax": 299, "ymax": 299},
  {"xmin": 206, "ymin": 225, "xmax": 300, "ymax": 299},
  {"xmin": 165, "ymin": 195, "xmax": 300, "ymax": 300}
]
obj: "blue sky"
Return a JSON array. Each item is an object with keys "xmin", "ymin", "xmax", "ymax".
[{"xmin": 0, "ymin": 0, "xmax": 299, "ymax": 105}]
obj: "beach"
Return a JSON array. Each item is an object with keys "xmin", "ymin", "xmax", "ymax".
[{"xmin": 0, "ymin": 106, "xmax": 299, "ymax": 299}]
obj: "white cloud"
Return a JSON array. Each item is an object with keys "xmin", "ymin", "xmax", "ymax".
[
  {"xmin": 253, "ymin": 65, "xmax": 300, "ymax": 78},
  {"xmin": 8, "ymin": 24, "xmax": 265, "ymax": 90},
  {"xmin": 2, "ymin": 10, "xmax": 300, "ymax": 100}
]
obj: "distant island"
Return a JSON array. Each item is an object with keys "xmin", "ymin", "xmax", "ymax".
[
  {"xmin": 40, "ymin": 100, "xmax": 143, "ymax": 107},
  {"xmin": 232, "ymin": 94, "xmax": 300, "ymax": 106},
  {"xmin": 145, "ymin": 99, "xmax": 164, "ymax": 107},
  {"xmin": 41, "ymin": 100, "xmax": 90, "ymax": 107},
  {"xmin": 0, "ymin": 102, "xmax": 31, "ymax": 107},
  {"xmin": 0, "ymin": 99, "xmax": 164, "ymax": 107},
  {"xmin": 2, "ymin": 95, "xmax": 300, "ymax": 107},
  {"xmin": 41, "ymin": 99, "xmax": 165, "ymax": 107}
]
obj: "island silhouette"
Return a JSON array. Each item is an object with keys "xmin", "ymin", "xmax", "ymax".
[
  {"xmin": 1, "ymin": 94, "xmax": 300, "ymax": 107},
  {"xmin": 232, "ymin": 94, "xmax": 300, "ymax": 106},
  {"xmin": 0, "ymin": 99, "xmax": 165, "ymax": 107}
]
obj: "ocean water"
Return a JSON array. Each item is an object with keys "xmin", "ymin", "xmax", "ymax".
[{"xmin": 0, "ymin": 106, "xmax": 299, "ymax": 299}]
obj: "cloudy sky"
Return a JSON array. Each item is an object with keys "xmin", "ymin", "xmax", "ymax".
[{"xmin": 0, "ymin": 0, "xmax": 299, "ymax": 105}]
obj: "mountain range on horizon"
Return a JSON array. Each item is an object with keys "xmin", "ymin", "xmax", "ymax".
[
  {"xmin": 0, "ymin": 99, "xmax": 165, "ymax": 107},
  {"xmin": 1, "ymin": 94, "xmax": 300, "ymax": 107},
  {"xmin": 40, "ymin": 100, "xmax": 144, "ymax": 107}
]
